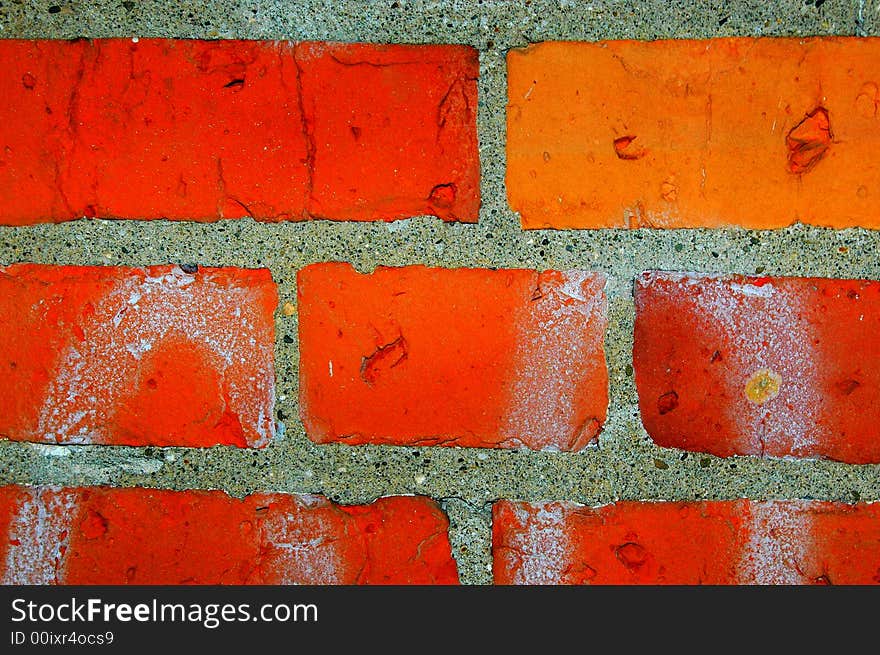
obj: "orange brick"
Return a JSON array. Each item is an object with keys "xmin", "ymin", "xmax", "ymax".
[
  {"xmin": 507, "ymin": 38, "xmax": 880, "ymax": 229},
  {"xmin": 634, "ymin": 272, "xmax": 880, "ymax": 463},
  {"xmin": 297, "ymin": 264, "xmax": 608, "ymax": 450},
  {"xmin": 0, "ymin": 486, "xmax": 458, "ymax": 584},
  {"xmin": 0, "ymin": 39, "xmax": 479, "ymax": 224},
  {"xmin": 494, "ymin": 500, "xmax": 880, "ymax": 584},
  {"xmin": 0, "ymin": 264, "xmax": 276, "ymax": 447}
]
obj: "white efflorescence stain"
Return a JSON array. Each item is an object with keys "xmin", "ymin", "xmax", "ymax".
[
  {"xmin": 2, "ymin": 487, "xmax": 80, "ymax": 584},
  {"xmin": 255, "ymin": 495, "xmax": 345, "ymax": 584},
  {"xmin": 36, "ymin": 266, "xmax": 275, "ymax": 446},
  {"xmin": 738, "ymin": 501, "xmax": 814, "ymax": 585},
  {"xmin": 505, "ymin": 502, "xmax": 570, "ymax": 585},
  {"xmin": 650, "ymin": 273, "xmax": 825, "ymax": 456},
  {"xmin": 501, "ymin": 271, "xmax": 606, "ymax": 450}
]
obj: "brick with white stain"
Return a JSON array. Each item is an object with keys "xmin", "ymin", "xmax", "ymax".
[
  {"xmin": 493, "ymin": 500, "xmax": 880, "ymax": 585},
  {"xmin": 0, "ymin": 264, "xmax": 277, "ymax": 447},
  {"xmin": 0, "ymin": 485, "xmax": 459, "ymax": 584},
  {"xmin": 634, "ymin": 272, "xmax": 880, "ymax": 463},
  {"xmin": 297, "ymin": 263, "xmax": 608, "ymax": 450}
]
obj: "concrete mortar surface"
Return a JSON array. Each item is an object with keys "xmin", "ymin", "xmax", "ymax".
[{"xmin": 0, "ymin": 1, "xmax": 878, "ymax": 584}]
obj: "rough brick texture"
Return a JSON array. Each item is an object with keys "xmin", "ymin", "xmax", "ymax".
[
  {"xmin": 0, "ymin": 39, "xmax": 479, "ymax": 224},
  {"xmin": 0, "ymin": 264, "xmax": 276, "ymax": 447},
  {"xmin": 298, "ymin": 263, "xmax": 608, "ymax": 450},
  {"xmin": 494, "ymin": 500, "xmax": 880, "ymax": 584},
  {"xmin": 0, "ymin": 485, "xmax": 459, "ymax": 584},
  {"xmin": 634, "ymin": 272, "xmax": 880, "ymax": 463},
  {"xmin": 507, "ymin": 38, "xmax": 880, "ymax": 229}
]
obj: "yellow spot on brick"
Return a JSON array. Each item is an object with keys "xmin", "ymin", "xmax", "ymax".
[
  {"xmin": 744, "ymin": 368, "xmax": 782, "ymax": 405},
  {"xmin": 282, "ymin": 301, "xmax": 296, "ymax": 316}
]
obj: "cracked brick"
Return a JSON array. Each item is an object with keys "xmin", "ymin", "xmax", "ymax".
[
  {"xmin": 0, "ymin": 39, "xmax": 479, "ymax": 224},
  {"xmin": 295, "ymin": 42, "xmax": 480, "ymax": 222}
]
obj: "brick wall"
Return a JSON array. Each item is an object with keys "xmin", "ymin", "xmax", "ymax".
[{"xmin": 1, "ymin": 1, "xmax": 879, "ymax": 585}]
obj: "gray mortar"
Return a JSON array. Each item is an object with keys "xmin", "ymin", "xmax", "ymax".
[
  {"xmin": 0, "ymin": 0, "xmax": 877, "ymax": 585},
  {"xmin": 866, "ymin": 0, "xmax": 879, "ymax": 34}
]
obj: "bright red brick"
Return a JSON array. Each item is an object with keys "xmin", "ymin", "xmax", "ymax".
[
  {"xmin": 0, "ymin": 486, "xmax": 458, "ymax": 584},
  {"xmin": 507, "ymin": 38, "xmax": 880, "ymax": 229},
  {"xmin": 634, "ymin": 273, "xmax": 880, "ymax": 463},
  {"xmin": 0, "ymin": 39, "xmax": 479, "ymax": 224},
  {"xmin": 0, "ymin": 264, "xmax": 276, "ymax": 447},
  {"xmin": 493, "ymin": 500, "xmax": 880, "ymax": 585},
  {"xmin": 296, "ymin": 43, "xmax": 480, "ymax": 222},
  {"xmin": 297, "ymin": 264, "xmax": 608, "ymax": 450}
]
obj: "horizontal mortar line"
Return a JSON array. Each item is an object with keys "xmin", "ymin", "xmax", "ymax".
[
  {"xmin": 1, "ymin": 224, "xmax": 879, "ymax": 276},
  {"xmin": 4, "ymin": 217, "xmax": 880, "ymax": 235},
  {"xmin": 0, "ymin": 474, "xmax": 874, "ymax": 505},
  {"xmin": 2, "ymin": 439, "xmax": 877, "ymax": 498},
  {"xmin": 0, "ymin": 22, "xmax": 866, "ymax": 44},
  {"xmin": 2, "ymin": 219, "xmax": 879, "ymax": 241}
]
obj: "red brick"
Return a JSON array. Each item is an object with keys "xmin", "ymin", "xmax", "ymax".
[
  {"xmin": 507, "ymin": 38, "xmax": 880, "ymax": 229},
  {"xmin": 634, "ymin": 272, "xmax": 880, "ymax": 463},
  {"xmin": 0, "ymin": 39, "xmax": 479, "ymax": 224},
  {"xmin": 297, "ymin": 263, "xmax": 608, "ymax": 450},
  {"xmin": 493, "ymin": 500, "xmax": 880, "ymax": 584},
  {"xmin": 0, "ymin": 486, "xmax": 458, "ymax": 584},
  {"xmin": 0, "ymin": 264, "xmax": 276, "ymax": 447},
  {"xmin": 296, "ymin": 43, "xmax": 480, "ymax": 222}
]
